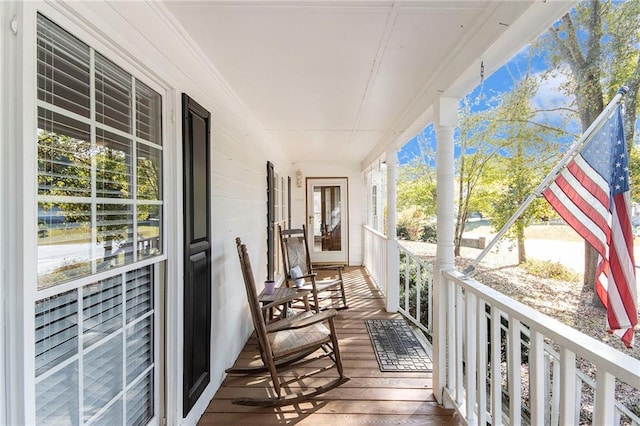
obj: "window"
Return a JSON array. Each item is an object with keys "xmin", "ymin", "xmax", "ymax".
[
  {"xmin": 37, "ymin": 14, "xmax": 163, "ymax": 288},
  {"xmin": 371, "ymin": 185, "xmax": 378, "ymax": 230},
  {"xmin": 266, "ymin": 162, "xmax": 289, "ymax": 281},
  {"xmin": 34, "ymin": 14, "xmax": 161, "ymax": 425}
]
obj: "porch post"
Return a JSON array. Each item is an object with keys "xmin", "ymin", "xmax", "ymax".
[
  {"xmin": 385, "ymin": 148, "xmax": 399, "ymax": 312},
  {"xmin": 433, "ymin": 96, "xmax": 457, "ymax": 404}
]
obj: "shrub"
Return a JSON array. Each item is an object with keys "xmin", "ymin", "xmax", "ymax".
[
  {"xmin": 397, "ymin": 206, "xmax": 428, "ymax": 241},
  {"xmin": 420, "ymin": 223, "xmax": 437, "ymax": 243},
  {"xmin": 520, "ymin": 259, "xmax": 580, "ymax": 282}
]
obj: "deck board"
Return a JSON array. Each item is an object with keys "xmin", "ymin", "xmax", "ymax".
[{"xmin": 200, "ymin": 266, "xmax": 457, "ymax": 425}]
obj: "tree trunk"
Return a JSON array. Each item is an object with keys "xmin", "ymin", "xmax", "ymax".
[
  {"xmin": 516, "ymin": 220, "xmax": 526, "ymax": 264},
  {"xmin": 584, "ymin": 242, "xmax": 604, "ymax": 308},
  {"xmin": 551, "ymin": 0, "xmax": 603, "ymax": 295}
]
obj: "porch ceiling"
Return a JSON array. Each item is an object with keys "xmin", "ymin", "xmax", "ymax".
[{"xmin": 162, "ymin": 1, "xmax": 573, "ymax": 168}]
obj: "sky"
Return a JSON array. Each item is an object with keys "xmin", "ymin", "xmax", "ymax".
[{"xmin": 397, "ymin": 45, "xmax": 579, "ymax": 165}]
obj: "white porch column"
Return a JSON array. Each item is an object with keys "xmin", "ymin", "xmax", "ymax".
[
  {"xmin": 433, "ymin": 96, "xmax": 457, "ymax": 404},
  {"xmin": 385, "ymin": 148, "xmax": 399, "ymax": 312}
]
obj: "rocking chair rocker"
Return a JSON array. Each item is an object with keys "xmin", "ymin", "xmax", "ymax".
[{"xmin": 226, "ymin": 237, "xmax": 348, "ymax": 406}]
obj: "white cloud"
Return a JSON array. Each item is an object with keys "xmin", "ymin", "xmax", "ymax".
[{"xmin": 532, "ymin": 70, "xmax": 574, "ymax": 112}]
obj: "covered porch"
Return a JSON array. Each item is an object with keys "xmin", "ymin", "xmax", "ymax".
[
  {"xmin": 3, "ymin": 1, "xmax": 639, "ymax": 425},
  {"xmin": 200, "ymin": 266, "xmax": 457, "ymax": 425}
]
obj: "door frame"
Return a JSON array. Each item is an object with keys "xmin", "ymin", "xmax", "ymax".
[{"xmin": 305, "ymin": 177, "xmax": 349, "ymax": 265}]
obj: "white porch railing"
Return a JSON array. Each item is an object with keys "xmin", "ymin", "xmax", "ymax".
[
  {"xmin": 363, "ymin": 234, "xmax": 640, "ymax": 425},
  {"xmin": 442, "ymin": 268, "xmax": 640, "ymax": 426},
  {"xmin": 363, "ymin": 225, "xmax": 387, "ymax": 295},
  {"xmin": 397, "ymin": 242, "xmax": 433, "ymax": 337}
]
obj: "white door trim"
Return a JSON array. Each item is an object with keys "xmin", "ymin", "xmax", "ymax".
[{"xmin": 305, "ymin": 177, "xmax": 349, "ymax": 265}]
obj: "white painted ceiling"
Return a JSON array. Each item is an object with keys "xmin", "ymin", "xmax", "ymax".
[{"xmin": 163, "ymin": 0, "xmax": 574, "ymax": 168}]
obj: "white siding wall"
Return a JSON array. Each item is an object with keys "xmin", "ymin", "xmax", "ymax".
[
  {"xmin": 291, "ymin": 161, "xmax": 366, "ymax": 266},
  {"xmin": 4, "ymin": 1, "xmax": 294, "ymax": 424}
]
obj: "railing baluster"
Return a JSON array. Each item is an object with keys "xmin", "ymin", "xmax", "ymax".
[
  {"xmin": 416, "ymin": 263, "xmax": 422, "ymax": 325},
  {"xmin": 404, "ymin": 253, "xmax": 410, "ymax": 312},
  {"xmin": 428, "ymin": 271, "xmax": 433, "ymax": 332},
  {"xmin": 491, "ymin": 305, "xmax": 503, "ymax": 426},
  {"xmin": 477, "ymin": 297, "xmax": 488, "ymax": 425},
  {"xmin": 594, "ymin": 369, "xmax": 616, "ymax": 425},
  {"xmin": 465, "ymin": 291, "xmax": 477, "ymax": 423},
  {"xmin": 551, "ymin": 354, "xmax": 560, "ymax": 426},
  {"xmin": 447, "ymin": 276, "xmax": 456, "ymax": 392},
  {"xmin": 559, "ymin": 348, "xmax": 577, "ymax": 425},
  {"xmin": 509, "ymin": 317, "xmax": 522, "ymax": 426},
  {"xmin": 529, "ymin": 330, "xmax": 545, "ymax": 426},
  {"xmin": 575, "ymin": 374, "xmax": 582, "ymax": 423},
  {"xmin": 456, "ymin": 286, "xmax": 464, "ymax": 404}
]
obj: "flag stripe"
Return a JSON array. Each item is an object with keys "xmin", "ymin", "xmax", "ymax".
[
  {"xmin": 568, "ymin": 157, "xmax": 609, "ymax": 205},
  {"xmin": 543, "ymin": 104, "xmax": 637, "ymax": 348},
  {"xmin": 543, "ymin": 183, "xmax": 608, "ymax": 257}
]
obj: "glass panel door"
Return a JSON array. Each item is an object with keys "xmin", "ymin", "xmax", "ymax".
[{"xmin": 306, "ymin": 178, "xmax": 348, "ymax": 264}]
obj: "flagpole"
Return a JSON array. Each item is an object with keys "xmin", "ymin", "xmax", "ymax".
[{"xmin": 463, "ymin": 86, "xmax": 628, "ymax": 275}]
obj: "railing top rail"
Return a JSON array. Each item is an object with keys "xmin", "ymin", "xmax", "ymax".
[
  {"xmin": 444, "ymin": 268, "xmax": 640, "ymax": 388},
  {"xmin": 397, "ymin": 242, "xmax": 432, "ymax": 271},
  {"xmin": 363, "ymin": 225, "xmax": 387, "ymax": 239}
]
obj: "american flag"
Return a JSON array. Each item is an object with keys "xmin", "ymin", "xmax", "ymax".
[{"xmin": 543, "ymin": 104, "xmax": 638, "ymax": 348}]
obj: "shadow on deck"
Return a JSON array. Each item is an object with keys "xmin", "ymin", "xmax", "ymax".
[{"xmin": 199, "ymin": 266, "xmax": 456, "ymax": 425}]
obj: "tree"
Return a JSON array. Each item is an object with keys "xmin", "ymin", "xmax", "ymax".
[
  {"xmin": 540, "ymin": 0, "xmax": 640, "ymax": 296},
  {"xmin": 487, "ymin": 76, "xmax": 561, "ymax": 263},
  {"xmin": 454, "ymin": 96, "xmax": 499, "ymax": 256},
  {"xmin": 396, "ymin": 130, "xmax": 437, "ymax": 241}
]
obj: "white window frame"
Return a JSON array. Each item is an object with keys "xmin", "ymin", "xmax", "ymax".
[{"xmin": 6, "ymin": 3, "xmax": 173, "ymax": 424}]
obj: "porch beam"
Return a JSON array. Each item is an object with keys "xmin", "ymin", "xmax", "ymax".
[
  {"xmin": 432, "ymin": 96, "xmax": 457, "ymax": 405},
  {"xmin": 385, "ymin": 148, "xmax": 399, "ymax": 312}
]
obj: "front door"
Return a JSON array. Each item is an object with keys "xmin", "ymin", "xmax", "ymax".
[
  {"xmin": 306, "ymin": 177, "xmax": 348, "ymax": 264},
  {"xmin": 182, "ymin": 94, "xmax": 212, "ymax": 416}
]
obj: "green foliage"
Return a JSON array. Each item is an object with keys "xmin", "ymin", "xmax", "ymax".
[
  {"xmin": 397, "ymin": 206, "xmax": 428, "ymax": 241},
  {"xmin": 398, "ymin": 253, "xmax": 431, "ymax": 337},
  {"xmin": 421, "ymin": 224, "xmax": 437, "ymax": 243},
  {"xmin": 629, "ymin": 144, "xmax": 640, "ymax": 204},
  {"xmin": 397, "ymin": 157, "xmax": 436, "ymax": 215},
  {"xmin": 520, "ymin": 259, "xmax": 581, "ymax": 282},
  {"xmin": 396, "ymin": 131, "xmax": 437, "ymax": 241}
]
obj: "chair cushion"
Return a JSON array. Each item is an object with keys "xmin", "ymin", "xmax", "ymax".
[
  {"xmin": 290, "ymin": 265, "xmax": 305, "ymax": 287},
  {"xmin": 269, "ymin": 321, "xmax": 331, "ymax": 358}
]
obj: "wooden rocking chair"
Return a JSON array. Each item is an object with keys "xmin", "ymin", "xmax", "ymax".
[
  {"xmin": 226, "ymin": 237, "xmax": 348, "ymax": 406},
  {"xmin": 279, "ymin": 224, "xmax": 348, "ymax": 312}
]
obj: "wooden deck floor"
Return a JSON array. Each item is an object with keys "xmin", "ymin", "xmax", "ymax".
[{"xmin": 199, "ymin": 266, "xmax": 457, "ymax": 425}]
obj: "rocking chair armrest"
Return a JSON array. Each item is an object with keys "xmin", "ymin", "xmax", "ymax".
[
  {"xmin": 284, "ymin": 273, "xmax": 317, "ymax": 285},
  {"xmin": 260, "ymin": 293, "xmax": 309, "ymax": 312},
  {"xmin": 267, "ymin": 309, "xmax": 338, "ymax": 332}
]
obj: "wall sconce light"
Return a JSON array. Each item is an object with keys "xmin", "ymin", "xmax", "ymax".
[{"xmin": 295, "ymin": 169, "xmax": 302, "ymax": 188}]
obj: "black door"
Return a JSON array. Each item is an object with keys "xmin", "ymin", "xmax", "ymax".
[{"xmin": 182, "ymin": 94, "xmax": 211, "ymax": 416}]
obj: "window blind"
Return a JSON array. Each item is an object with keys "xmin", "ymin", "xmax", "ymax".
[
  {"xmin": 83, "ymin": 332, "xmax": 123, "ymax": 421},
  {"xmin": 83, "ymin": 276, "xmax": 122, "ymax": 348},
  {"xmin": 36, "ymin": 14, "xmax": 159, "ymax": 425},
  {"xmin": 136, "ymin": 81, "xmax": 162, "ymax": 145},
  {"xmin": 37, "ymin": 14, "xmax": 90, "ymax": 117},
  {"xmin": 36, "ymin": 361, "xmax": 79, "ymax": 425},
  {"xmin": 126, "ymin": 373, "xmax": 153, "ymax": 426},
  {"xmin": 35, "ymin": 290, "xmax": 78, "ymax": 376},
  {"xmin": 95, "ymin": 53, "xmax": 132, "ymax": 133}
]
